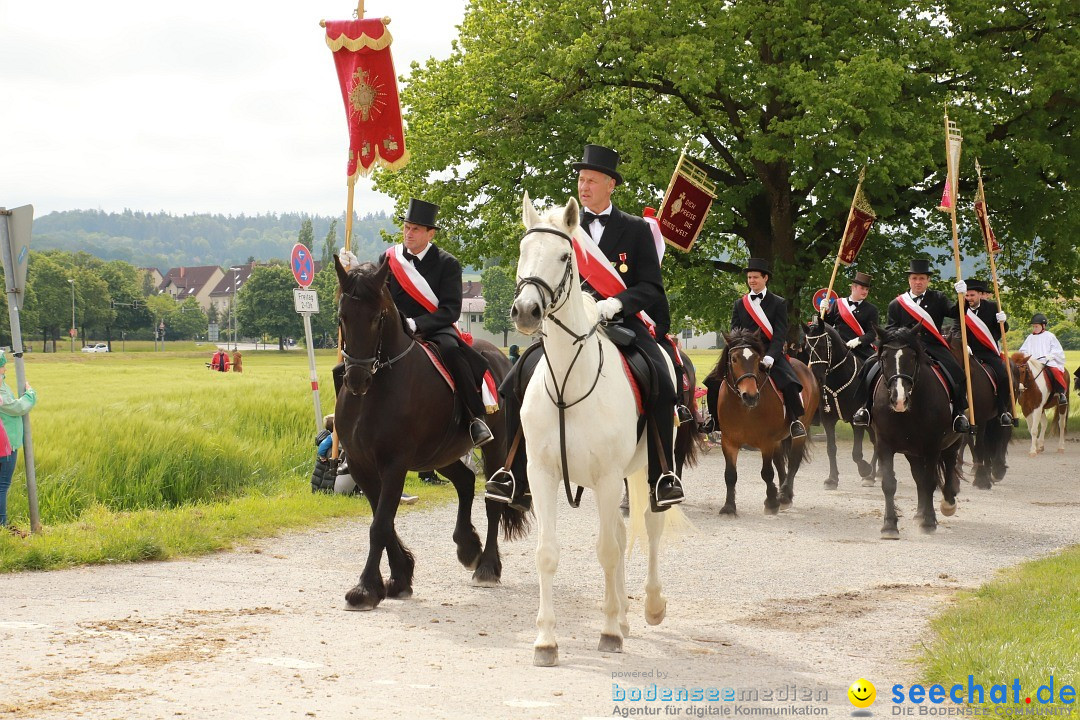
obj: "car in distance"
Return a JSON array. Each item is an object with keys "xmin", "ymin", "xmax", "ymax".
[{"xmin": 80, "ymin": 343, "xmax": 109, "ymax": 353}]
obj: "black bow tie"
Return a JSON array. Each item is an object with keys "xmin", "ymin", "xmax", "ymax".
[
  {"xmin": 849, "ymin": 300, "xmax": 860, "ymax": 308},
  {"xmin": 403, "ymin": 250, "xmax": 419, "ymax": 264},
  {"xmin": 912, "ymin": 294, "xmax": 924, "ymax": 302},
  {"xmin": 582, "ymin": 212, "xmax": 608, "ymax": 228},
  {"xmin": 750, "ymin": 293, "xmax": 763, "ymax": 301}
]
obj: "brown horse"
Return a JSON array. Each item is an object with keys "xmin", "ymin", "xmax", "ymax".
[
  {"xmin": 704, "ymin": 328, "xmax": 818, "ymax": 515},
  {"xmin": 1011, "ymin": 353, "xmax": 1070, "ymax": 455},
  {"xmin": 945, "ymin": 328, "xmax": 1013, "ymax": 490},
  {"xmin": 334, "ymin": 256, "xmax": 528, "ymax": 610}
]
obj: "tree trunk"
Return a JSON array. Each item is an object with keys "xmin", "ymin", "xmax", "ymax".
[{"xmin": 503, "ymin": 329, "xmax": 508, "ymax": 346}]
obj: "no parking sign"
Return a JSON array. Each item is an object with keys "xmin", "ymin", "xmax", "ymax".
[
  {"xmin": 290, "ymin": 243, "xmax": 315, "ymax": 288},
  {"xmin": 812, "ymin": 288, "xmax": 839, "ymax": 313}
]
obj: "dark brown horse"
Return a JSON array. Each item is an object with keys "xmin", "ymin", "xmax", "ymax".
[
  {"xmin": 871, "ymin": 326, "xmax": 962, "ymax": 538},
  {"xmin": 704, "ymin": 329, "xmax": 818, "ymax": 515},
  {"xmin": 803, "ymin": 317, "xmax": 877, "ymax": 488},
  {"xmin": 334, "ymin": 256, "xmax": 528, "ymax": 610},
  {"xmin": 674, "ymin": 347, "xmax": 701, "ymax": 476},
  {"xmin": 945, "ymin": 327, "xmax": 1013, "ymax": 489}
]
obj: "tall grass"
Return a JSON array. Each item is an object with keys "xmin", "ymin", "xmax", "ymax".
[{"xmin": 4, "ymin": 350, "xmax": 342, "ymax": 525}]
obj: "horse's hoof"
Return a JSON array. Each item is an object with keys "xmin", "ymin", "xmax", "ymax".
[
  {"xmin": 823, "ymin": 480, "xmax": 838, "ymax": 490},
  {"xmin": 620, "ymin": 621, "xmax": 631, "ymax": 638},
  {"xmin": 533, "ymin": 645, "xmax": 559, "ymax": 667},
  {"xmin": 719, "ymin": 504, "xmax": 737, "ymax": 516},
  {"xmin": 764, "ymin": 501, "xmax": 779, "ymax": 515},
  {"xmin": 470, "ymin": 562, "xmax": 502, "ymax": 588},
  {"xmin": 972, "ymin": 480, "xmax": 992, "ymax": 491},
  {"xmin": 456, "ymin": 539, "xmax": 483, "ymax": 571},
  {"xmin": 598, "ymin": 633, "xmax": 623, "ymax": 653},
  {"xmin": 1057, "ymin": 448, "xmax": 1065, "ymax": 454},
  {"xmin": 860, "ymin": 477, "xmax": 877, "ymax": 487},
  {"xmin": 940, "ymin": 499, "xmax": 957, "ymax": 516},
  {"xmin": 344, "ymin": 585, "xmax": 382, "ymax": 611},
  {"xmin": 880, "ymin": 526, "xmax": 900, "ymax": 540},
  {"xmin": 645, "ymin": 600, "xmax": 667, "ymax": 626},
  {"xmin": 920, "ymin": 523, "xmax": 938, "ymax": 534},
  {"xmin": 1029, "ymin": 452, "xmax": 1038, "ymax": 457},
  {"xmin": 386, "ymin": 578, "xmax": 413, "ymax": 599}
]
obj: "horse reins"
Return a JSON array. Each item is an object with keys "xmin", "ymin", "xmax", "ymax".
[
  {"xmin": 339, "ymin": 305, "xmax": 416, "ymax": 379},
  {"xmin": 724, "ymin": 344, "xmax": 767, "ymax": 396},
  {"xmin": 516, "ymin": 224, "xmax": 606, "ymax": 507}
]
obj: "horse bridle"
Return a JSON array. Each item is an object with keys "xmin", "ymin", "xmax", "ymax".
[
  {"xmin": 725, "ymin": 344, "xmax": 765, "ymax": 394},
  {"xmin": 805, "ymin": 327, "xmax": 859, "ymax": 413},
  {"xmin": 881, "ymin": 343, "xmax": 920, "ymax": 393},
  {"xmin": 339, "ymin": 298, "xmax": 416, "ymax": 380}
]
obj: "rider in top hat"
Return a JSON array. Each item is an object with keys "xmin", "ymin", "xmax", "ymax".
[
  {"xmin": 854, "ymin": 258, "xmax": 972, "ymax": 433},
  {"xmin": 823, "ymin": 271, "xmax": 879, "ymax": 362},
  {"xmin": 387, "ymin": 198, "xmax": 494, "ymax": 447},
  {"xmin": 486, "ymin": 143, "xmax": 686, "ymax": 513},
  {"xmin": 1019, "ymin": 313, "xmax": 1069, "ymax": 406},
  {"xmin": 947, "ymin": 279, "xmax": 1014, "ymax": 426},
  {"xmin": 729, "ymin": 258, "xmax": 807, "ymax": 438}
]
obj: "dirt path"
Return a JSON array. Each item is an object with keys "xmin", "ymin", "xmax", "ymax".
[{"xmin": 2, "ymin": 439, "xmax": 1077, "ymax": 719}]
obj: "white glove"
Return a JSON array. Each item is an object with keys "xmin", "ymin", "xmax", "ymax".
[
  {"xmin": 596, "ymin": 297, "xmax": 623, "ymax": 321},
  {"xmin": 954, "ymin": 280, "xmax": 967, "ymax": 294},
  {"xmin": 846, "ymin": 338, "xmax": 861, "ymax": 349},
  {"xmin": 338, "ymin": 250, "xmax": 361, "ymax": 272},
  {"xmin": 761, "ymin": 355, "xmax": 775, "ymax": 369},
  {"xmin": 406, "ymin": 318, "xmax": 417, "ymax": 332},
  {"xmin": 996, "ymin": 311, "xmax": 1007, "ymax": 323}
]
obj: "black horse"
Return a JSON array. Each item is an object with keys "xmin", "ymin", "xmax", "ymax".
[
  {"xmin": 871, "ymin": 326, "xmax": 963, "ymax": 539},
  {"xmin": 803, "ymin": 317, "xmax": 877, "ymax": 488},
  {"xmin": 334, "ymin": 257, "xmax": 528, "ymax": 610},
  {"xmin": 944, "ymin": 327, "xmax": 1013, "ymax": 490}
]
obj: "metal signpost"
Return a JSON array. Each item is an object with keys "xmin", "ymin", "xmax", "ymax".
[
  {"xmin": 290, "ymin": 244, "xmax": 322, "ymax": 432},
  {"xmin": 0, "ymin": 205, "xmax": 42, "ymax": 533}
]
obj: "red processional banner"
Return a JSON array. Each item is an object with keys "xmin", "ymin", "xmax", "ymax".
[
  {"xmin": 325, "ymin": 19, "xmax": 410, "ymax": 180},
  {"xmin": 657, "ymin": 155, "xmax": 716, "ymax": 253},
  {"xmin": 974, "ymin": 181, "xmax": 1000, "ymax": 254},
  {"xmin": 838, "ymin": 182, "xmax": 877, "ymax": 266}
]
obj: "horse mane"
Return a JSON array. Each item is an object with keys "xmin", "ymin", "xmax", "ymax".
[
  {"xmin": 705, "ymin": 328, "xmax": 766, "ymax": 387},
  {"xmin": 876, "ymin": 325, "xmax": 925, "ymax": 356},
  {"xmin": 339, "ymin": 261, "xmax": 386, "ymax": 304}
]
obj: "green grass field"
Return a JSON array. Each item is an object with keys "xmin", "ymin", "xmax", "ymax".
[{"xmin": 0, "ymin": 349, "xmax": 458, "ymax": 571}]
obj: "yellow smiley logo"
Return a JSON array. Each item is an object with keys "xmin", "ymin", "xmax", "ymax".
[{"xmin": 848, "ymin": 678, "xmax": 876, "ymax": 708}]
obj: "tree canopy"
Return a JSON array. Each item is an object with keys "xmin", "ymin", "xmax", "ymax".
[
  {"xmin": 235, "ymin": 263, "xmax": 302, "ymax": 350},
  {"xmin": 376, "ymin": 0, "xmax": 1079, "ymax": 332}
]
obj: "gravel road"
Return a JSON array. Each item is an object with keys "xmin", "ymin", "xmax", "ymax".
[{"xmin": 2, "ymin": 437, "xmax": 1077, "ymax": 720}]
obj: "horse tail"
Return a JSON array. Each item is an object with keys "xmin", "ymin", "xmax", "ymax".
[
  {"xmin": 626, "ymin": 468, "xmax": 694, "ymax": 558},
  {"xmin": 674, "ymin": 421, "xmax": 699, "ymax": 470},
  {"xmin": 500, "ymin": 504, "xmax": 531, "ymax": 542}
]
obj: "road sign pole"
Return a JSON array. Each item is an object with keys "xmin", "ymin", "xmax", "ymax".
[
  {"xmin": 1, "ymin": 207, "xmax": 42, "ymax": 533},
  {"xmin": 301, "ymin": 311, "xmax": 322, "ymax": 433}
]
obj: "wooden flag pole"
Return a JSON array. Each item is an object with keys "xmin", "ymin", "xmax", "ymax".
[
  {"xmin": 944, "ymin": 108, "xmax": 976, "ymax": 427},
  {"xmin": 976, "ymin": 158, "xmax": 1017, "ymax": 415},
  {"xmin": 821, "ymin": 166, "xmax": 866, "ymax": 319}
]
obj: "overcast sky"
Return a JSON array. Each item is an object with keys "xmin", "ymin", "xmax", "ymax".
[{"xmin": 0, "ymin": 0, "xmax": 467, "ymax": 219}]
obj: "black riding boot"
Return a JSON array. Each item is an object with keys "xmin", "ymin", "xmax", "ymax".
[
  {"xmin": 851, "ymin": 358, "xmax": 880, "ymax": 427},
  {"xmin": 647, "ymin": 402, "xmax": 684, "ymax": 513},
  {"xmin": 484, "ymin": 352, "xmax": 537, "ymax": 511},
  {"xmin": 783, "ymin": 387, "xmax": 807, "ymax": 438},
  {"xmin": 441, "ymin": 344, "xmax": 493, "ymax": 447}
]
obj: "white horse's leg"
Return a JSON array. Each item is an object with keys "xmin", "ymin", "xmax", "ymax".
[
  {"xmin": 614, "ymin": 492, "xmax": 630, "ymax": 638},
  {"xmin": 1057, "ymin": 406, "xmax": 1067, "ymax": 453},
  {"xmin": 1028, "ymin": 411, "xmax": 1040, "ymax": 456},
  {"xmin": 595, "ymin": 475, "xmax": 625, "ymax": 653},
  {"xmin": 531, "ymin": 468, "xmax": 560, "ymax": 667},
  {"xmin": 635, "ymin": 468, "xmax": 667, "ymax": 626},
  {"xmin": 1037, "ymin": 408, "xmax": 1049, "ymax": 453}
]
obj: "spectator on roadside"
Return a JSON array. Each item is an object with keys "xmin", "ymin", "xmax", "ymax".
[
  {"xmin": 508, "ymin": 345, "xmax": 521, "ymax": 365},
  {"xmin": 0, "ymin": 349, "xmax": 35, "ymax": 535},
  {"xmin": 312, "ymin": 415, "xmax": 417, "ymax": 504}
]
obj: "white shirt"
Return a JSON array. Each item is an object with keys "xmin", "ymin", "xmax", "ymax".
[
  {"xmin": 1018, "ymin": 330, "xmax": 1065, "ymax": 370},
  {"xmin": 749, "ymin": 288, "xmax": 768, "ymax": 304},
  {"xmin": 584, "ymin": 203, "xmax": 612, "ymax": 243},
  {"xmin": 405, "ymin": 242, "xmax": 432, "ymax": 263}
]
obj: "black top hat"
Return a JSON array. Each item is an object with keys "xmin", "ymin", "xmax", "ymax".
[
  {"xmin": 850, "ymin": 271, "xmax": 873, "ymax": 288},
  {"xmin": 398, "ymin": 198, "xmax": 440, "ymax": 229},
  {"xmin": 571, "ymin": 144, "xmax": 623, "ymax": 185},
  {"xmin": 906, "ymin": 259, "xmax": 935, "ymax": 275},
  {"xmin": 966, "ymin": 278, "xmax": 989, "ymax": 293},
  {"xmin": 743, "ymin": 257, "xmax": 771, "ymax": 276}
]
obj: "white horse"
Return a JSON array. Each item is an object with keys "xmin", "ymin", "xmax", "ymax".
[
  {"xmin": 512, "ymin": 193, "xmax": 680, "ymax": 667},
  {"xmin": 1013, "ymin": 353, "xmax": 1069, "ymax": 456}
]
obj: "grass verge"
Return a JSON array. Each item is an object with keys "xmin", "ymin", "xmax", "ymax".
[{"xmin": 919, "ymin": 545, "xmax": 1080, "ymax": 706}]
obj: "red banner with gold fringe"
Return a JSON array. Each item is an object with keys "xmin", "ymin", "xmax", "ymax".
[{"xmin": 326, "ymin": 18, "xmax": 410, "ymax": 180}]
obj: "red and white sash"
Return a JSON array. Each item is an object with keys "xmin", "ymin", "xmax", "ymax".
[
  {"xmin": 965, "ymin": 308, "xmax": 998, "ymax": 353},
  {"xmin": 385, "ymin": 246, "xmax": 498, "ymax": 411},
  {"xmin": 896, "ymin": 294, "xmax": 949, "ymax": 348},
  {"xmin": 571, "ymin": 229, "xmax": 656, "ymax": 334},
  {"xmin": 836, "ymin": 299, "xmax": 865, "ymax": 338},
  {"xmin": 741, "ymin": 294, "xmax": 774, "ymax": 340}
]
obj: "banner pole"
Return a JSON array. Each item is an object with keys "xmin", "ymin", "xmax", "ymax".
[
  {"xmin": 821, "ymin": 166, "xmax": 866, "ymax": 319},
  {"xmin": 977, "ymin": 159, "xmax": 1017, "ymax": 415},
  {"xmin": 945, "ymin": 109, "xmax": 976, "ymax": 427}
]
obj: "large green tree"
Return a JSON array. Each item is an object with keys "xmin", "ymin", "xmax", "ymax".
[
  {"xmin": 377, "ymin": 0, "xmax": 1078, "ymax": 334},
  {"xmin": 235, "ymin": 263, "xmax": 302, "ymax": 350},
  {"xmin": 481, "ymin": 265, "xmax": 515, "ymax": 346}
]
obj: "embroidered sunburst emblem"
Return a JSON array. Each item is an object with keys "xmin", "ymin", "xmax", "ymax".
[
  {"xmin": 670, "ymin": 191, "xmax": 686, "ymax": 216},
  {"xmin": 349, "ymin": 69, "xmax": 386, "ymax": 122}
]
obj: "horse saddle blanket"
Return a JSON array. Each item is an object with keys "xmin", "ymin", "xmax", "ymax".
[
  {"xmin": 419, "ymin": 343, "xmax": 498, "ymax": 412},
  {"xmin": 975, "ymin": 359, "xmax": 998, "ymax": 392}
]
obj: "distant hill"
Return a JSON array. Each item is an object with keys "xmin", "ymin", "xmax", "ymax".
[{"xmin": 31, "ymin": 209, "xmax": 397, "ymax": 270}]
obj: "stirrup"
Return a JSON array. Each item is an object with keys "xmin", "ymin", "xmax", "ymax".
[
  {"xmin": 484, "ymin": 468, "xmax": 515, "ymax": 503},
  {"xmin": 652, "ymin": 471, "xmax": 685, "ymax": 508},
  {"xmin": 676, "ymin": 404, "xmax": 694, "ymax": 425},
  {"xmin": 999, "ymin": 412, "xmax": 1014, "ymax": 427},
  {"xmin": 1057, "ymin": 393, "xmax": 1069, "ymax": 407},
  {"xmin": 470, "ymin": 418, "xmax": 493, "ymax": 447},
  {"xmin": 953, "ymin": 414, "xmax": 973, "ymax": 434},
  {"xmin": 789, "ymin": 420, "xmax": 807, "ymax": 438},
  {"xmin": 851, "ymin": 408, "xmax": 870, "ymax": 427}
]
